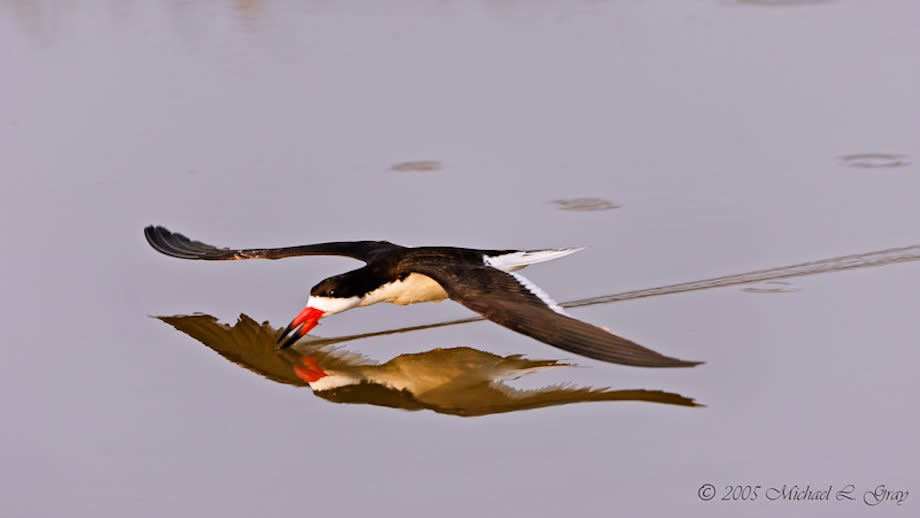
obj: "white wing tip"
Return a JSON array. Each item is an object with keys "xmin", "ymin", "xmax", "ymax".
[{"xmin": 508, "ymin": 271, "xmax": 569, "ymax": 315}]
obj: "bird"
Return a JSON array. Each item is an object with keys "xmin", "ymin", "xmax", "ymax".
[
  {"xmin": 144, "ymin": 225, "xmax": 700, "ymax": 367},
  {"xmin": 157, "ymin": 312, "xmax": 701, "ymax": 416}
]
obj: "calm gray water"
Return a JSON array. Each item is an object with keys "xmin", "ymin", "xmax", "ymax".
[{"xmin": 2, "ymin": 1, "xmax": 918, "ymax": 517}]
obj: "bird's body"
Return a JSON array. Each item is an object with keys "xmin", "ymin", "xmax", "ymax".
[
  {"xmin": 303, "ymin": 246, "xmax": 579, "ymax": 314},
  {"xmin": 288, "ymin": 345, "xmax": 562, "ymax": 394},
  {"xmin": 144, "ymin": 225, "xmax": 700, "ymax": 368}
]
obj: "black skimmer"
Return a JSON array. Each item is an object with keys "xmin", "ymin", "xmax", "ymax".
[
  {"xmin": 145, "ymin": 225, "xmax": 700, "ymax": 367},
  {"xmin": 157, "ymin": 313, "xmax": 700, "ymax": 415}
]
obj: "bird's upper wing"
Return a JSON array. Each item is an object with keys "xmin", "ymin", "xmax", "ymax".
[
  {"xmin": 404, "ymin": 262, "xmax": 701, "ymax": 368},
  {"xmin": 144, "ymin": 225, "xmax": 400, "ymax": 263}
]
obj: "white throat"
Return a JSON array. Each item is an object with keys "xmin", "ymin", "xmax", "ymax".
[{"xmin": 307, "ymin": 295, "xmax": 361, "ymax": 315}]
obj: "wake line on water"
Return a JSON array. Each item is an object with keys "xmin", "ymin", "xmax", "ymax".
[
  {"xmin": 564, "ymin": 243, "xmax": 920, "ymax": 307},
  {"xmin": 307, "ymin": 244, "xmax": 920, "ymax": 346}
]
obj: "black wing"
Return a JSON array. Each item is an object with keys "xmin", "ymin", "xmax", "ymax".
[
  {"xmin": 144, "ymin": 225, "xmax": 400, "ymax": 263},
  {"xmin": 406, "ymin": 263, "xmax": 701, "ymax": 368}
]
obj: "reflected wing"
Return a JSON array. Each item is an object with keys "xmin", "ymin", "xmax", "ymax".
[
  {"xmin": 157, "ymin": 314, "xmax": 309, "ymax": 386},
  {"xmin": 407, "ymin": 263, "xmax": 702, "ymax": 367},
  {"xmin": 428, "ymin": 386, "xmax": 701, "ymax": 417},
  {"xmin": 145, "ymin": 225, "xmax": 400, "ymax": 262},
  {"xmin": 319, "ymin": 382, "xmax": 700, "ymax": 417}
]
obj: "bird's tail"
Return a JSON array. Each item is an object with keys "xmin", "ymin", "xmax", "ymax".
[{"xmin": 484, "ymin": 248, "xmax": 583, "ymax": 272}]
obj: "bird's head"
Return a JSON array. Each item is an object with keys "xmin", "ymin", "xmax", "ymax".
[{"xmin": 277, "ymin": 276, "xmax": 362, "ymax": 349}]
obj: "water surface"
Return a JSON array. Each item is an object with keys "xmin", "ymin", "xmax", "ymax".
[{"xmin": 2, "ymin": 1, "xmax": 919, "ymax": 517}]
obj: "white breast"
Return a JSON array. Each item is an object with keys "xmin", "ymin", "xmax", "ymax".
[{"xmin": 360, "ymin": 273, "xmax": 449, "ymax": 306}]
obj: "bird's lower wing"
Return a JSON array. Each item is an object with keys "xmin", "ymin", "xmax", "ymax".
[
  {"xmin": 157, "ymin": 313, "xmax": 310, "ymax": 386},
  {"xmin": 144, "ymin": 225, "xmax": 399, "ymax": 262},
  {"xmin": 409, "ymin": 264, "xmax": 702, "ymax": 368}
]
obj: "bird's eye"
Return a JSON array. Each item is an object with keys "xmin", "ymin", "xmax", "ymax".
[{"xmin": 329, "ymin": 289, "xmax": 336, "ymax": 296}]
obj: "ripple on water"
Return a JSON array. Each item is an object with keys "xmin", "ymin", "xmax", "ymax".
[
  {"xmin": 391, "ymin": 160, "xmax": 442, "ymax": 172},
  {"xmin": 839, "ymin": 153, "xmax": 911, "ymax": 169},
  {"xmin": 734, "ymin": 0, "xmax": 835, "ymax": 6},
  {"xmin": 552, "ymin": 197, "xmax": 620, "ymax": 212}
]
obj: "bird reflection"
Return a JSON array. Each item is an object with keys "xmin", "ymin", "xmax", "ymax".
[{"xmin": 157, "ymin": 313, "xmax": 700, "ymax": 416}]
